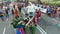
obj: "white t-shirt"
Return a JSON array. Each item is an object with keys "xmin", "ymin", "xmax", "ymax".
[{"xmin": 26, "ymin": 4, "xmax": 38, "ymax": 16}]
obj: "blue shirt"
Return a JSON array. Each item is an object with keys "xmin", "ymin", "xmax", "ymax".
[
  {"xmin": 16, "ymin": 29, "xmax": 21, "ymax": 34},
  {"xmin": 48, "ymin": 7, "xmax": 52, "ymax": 13}
]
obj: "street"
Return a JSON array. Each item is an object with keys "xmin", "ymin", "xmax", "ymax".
[
  {"xmin": 0, "ymin": 14, "xmax": 15, "ymax": 34},
  {"xmin": 0, "ymin": 0, "xmax": 60, "ymax": 34},
  {"xmin": 37, "ymin": 13, "xmax": 60, "ymax": 34},
  {"xmin": 0, "ymin": 13, "xmax": 60, "ymax": 34}
]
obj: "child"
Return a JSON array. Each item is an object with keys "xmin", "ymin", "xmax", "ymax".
[
  {"xmin": 21, "ymin": 20, "xmax": 27, "ymax": 34},
  {"xmin": 29, "ymin": 21, "xmax": 36, "ymax": 34},
  {"xmin": 17, "ymin": 24, "xmax": 25, "ymax": 34},
  {"xmin": 11, "ymin": 17, "xmax": 24, "ymax": 28},
  {"xmin": 36, "ymin": 9, "xmax": 41, "ymax": 21},
  {"xmin": 16, "ymin": 28, "xmax": 21, "ymax": 34},
  {"xmin": 33, "ymin": 16, "xmax": 38, "ymax": 26},
  {"xmin": 14, "ymin": 9, "xmax": 19, "ymax": 19}
]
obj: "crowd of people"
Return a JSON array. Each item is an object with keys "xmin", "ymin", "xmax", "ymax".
[
  {"xmin": 44, "ymin": 4, "xmax": 60, "ymax": 19},
  {"xmin": 11, "ymin": 2, "xmax": 60, "ymax": 34},
  {"xmin": 10, "ymin": 2, "xmax": 41, "ymax": 34},
  {"xmin": 0, "ymin": 1, "xmax": 60, "ymax": 34}
]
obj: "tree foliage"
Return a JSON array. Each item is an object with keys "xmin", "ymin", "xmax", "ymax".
[{"xmin": 53, "ymin": 0, "xmax": 59, "ymax": 1}]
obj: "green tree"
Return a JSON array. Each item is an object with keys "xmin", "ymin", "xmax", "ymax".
[
  {"xmin": 38, "ymin": 0, "xmax": 40, "ymax": 2},
  {"xmin": 53, "ymin": 0, "xmax": 59, "ymax": 1},
  {"xmin": 38, "ymin": 0, "xmax": 42, "ymax": 4}
]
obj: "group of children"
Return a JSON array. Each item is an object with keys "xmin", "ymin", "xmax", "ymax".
[
  {"xmin": 0, "ymin": 2, "xmax": 42, "ymax": 34},
  {"xmin": 11, "ymin": 6, "xmax": 41, "ymax": 34}
]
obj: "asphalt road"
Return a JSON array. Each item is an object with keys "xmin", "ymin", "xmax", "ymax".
[
  {"xmin": 0, "ymin": 14, "xmax": 15, "ymax": 34},
  {"xmin": 0, "ymin": 13, "xmax": 60, "ymax": 34},
  {"xmin": 38, "ymin": 13, "xmax": 60, "ymax": 34}
]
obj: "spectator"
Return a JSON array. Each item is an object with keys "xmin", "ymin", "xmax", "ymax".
[{"xmin": 47, "ymin": 6, "xmax": 52, "ymax": 16}]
